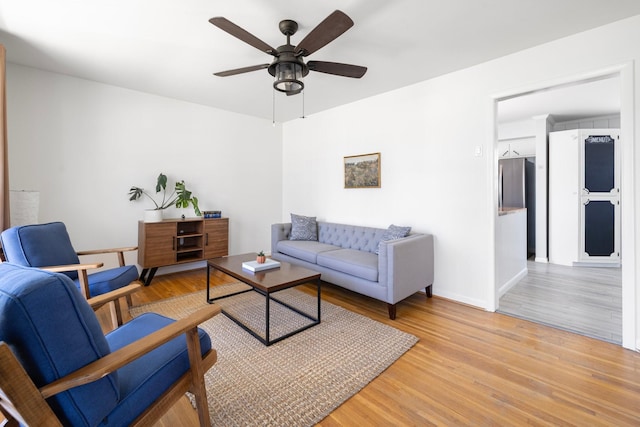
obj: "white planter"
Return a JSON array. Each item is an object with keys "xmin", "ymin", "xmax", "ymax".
[{"xmin": 143, "ymin": 209, "xmax": 164, "ymax": 223}]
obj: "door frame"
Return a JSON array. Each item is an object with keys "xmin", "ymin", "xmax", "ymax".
[{"xmin": 488, "ymin": 62, "xmax": 636, "ymax": 350}]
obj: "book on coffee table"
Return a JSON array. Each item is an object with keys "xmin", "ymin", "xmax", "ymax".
[{"xmin": 242, "ymin": 259, "xmax": 281, "ymax": 272}]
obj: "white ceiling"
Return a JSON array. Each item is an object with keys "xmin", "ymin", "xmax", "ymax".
[{"xmin": 1, "ymin": 0, "xmax": 638, "ymax": 122}]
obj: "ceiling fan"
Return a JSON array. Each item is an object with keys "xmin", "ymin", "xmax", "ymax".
[{"xmin": 209, "ymin": 10, "xmax": 367, "ymax": 96}]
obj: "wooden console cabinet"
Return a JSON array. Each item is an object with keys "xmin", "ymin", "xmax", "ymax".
[{"xmin": 138, "ymin": 217, "xmax": 228, "ymax": 285}]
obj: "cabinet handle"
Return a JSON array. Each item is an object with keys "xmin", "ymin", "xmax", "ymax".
[
  {"xmin": 172, "ymin": 237, "xmax": 176, "ymax": 250},
  {"xmin": 205, "ymin": 233, "xmax": 209, "ymax": 246}
]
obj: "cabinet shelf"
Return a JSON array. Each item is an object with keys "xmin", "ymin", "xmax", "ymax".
[
  {"xmin": 176, "ymin": 251, "xmax": 204, "ymax": 263},
  {"xmin": 176, "ymin": 245, "xmax": 201, "ymax": 253}
]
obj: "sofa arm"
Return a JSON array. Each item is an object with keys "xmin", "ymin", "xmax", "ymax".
[
  {"xmin": 271, "ymin": 223, "xmax": 292, "ymax": 256},
  {"xmin": 378, "ymin": 234, "xmax": 434, "ymax": 304}
]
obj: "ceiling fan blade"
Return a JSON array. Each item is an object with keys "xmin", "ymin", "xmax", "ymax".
[
  {"xmin": 214, "ymin": 64, "xmax": 270, "ymax": 77},
  {"xmin": 209, "ymin": 17, "xmax": 277, "ymax": 56},
  {"xmin": 307, "ymin": 61, "xmax": 367, "ymax": 78},
  {"xmin": 294, "ymin": 10, "xmax": 354, "ymax": 57}
]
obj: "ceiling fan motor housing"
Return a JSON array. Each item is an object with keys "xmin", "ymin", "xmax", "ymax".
[{"xmin": 269, "ymin": 22, "xmax": 309, "ymax": 94}]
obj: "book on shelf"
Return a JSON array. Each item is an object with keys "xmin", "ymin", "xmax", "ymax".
[{"xmin": 242, "ymin": 259, "xmax": 281, "ymax": 272}]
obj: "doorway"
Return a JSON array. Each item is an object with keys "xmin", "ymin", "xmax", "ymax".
[{"xmin": 491, "ymin": 65, "xmax": 636, "ymax": 349}]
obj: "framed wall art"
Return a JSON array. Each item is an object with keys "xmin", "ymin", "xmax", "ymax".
[{"xmin": 344, "ymin": 152, "xmax": 381, "ymax": 189}]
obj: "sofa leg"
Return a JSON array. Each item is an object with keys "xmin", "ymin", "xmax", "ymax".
[
  {"xmin": 425, "ymin": 284, "xmax": 433, "ymax": 298},
  {"xmin": 387, "ymin": 303, "xmax": 397, "ymax": 320}
]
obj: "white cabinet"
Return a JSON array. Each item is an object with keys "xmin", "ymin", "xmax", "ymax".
[
  {"xmin": 548, "ymin": 129, "xmax": 620, "ymax": 266},
  {"xmin": 498, "ymin": 137, "xmax": 536, "ymax": 158}
]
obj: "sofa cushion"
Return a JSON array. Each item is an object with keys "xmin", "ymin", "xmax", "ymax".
[
  {"xmin": 277, "ymin": 240, "xmax": 340, "ymax": 263},
  {"xmin": 317, "ymin": 249, "xmax": 379, "ymax": 282},
  {"xmin": 375, "ymin": 224, "xmax": 412, "ymax": 254},
  {"xmin": 289, "ymin": 213, "xmax": 318, "ymax": 241}
]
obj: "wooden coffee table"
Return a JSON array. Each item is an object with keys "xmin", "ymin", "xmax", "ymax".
[{"xmin": 206, "ymin": 253, "xmax": 321, "ymax": 346}]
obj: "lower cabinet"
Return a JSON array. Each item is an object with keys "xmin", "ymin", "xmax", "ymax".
[{"xmin": 138, "ymin": 217, "xmax": 229, "ymax": 284}]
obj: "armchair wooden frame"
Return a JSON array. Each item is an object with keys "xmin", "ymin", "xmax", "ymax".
[
  {"xmin": 0, "ymin": 299, "xmax": 221, "ymax": 427},
  {"xmin": 42, "ymin": 245, "xmax": 142, "ymax": 328}
]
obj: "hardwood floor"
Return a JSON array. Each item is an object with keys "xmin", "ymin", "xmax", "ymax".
[
  {"xmin": 498, "ymin": 260, "xmax": 622, "ymax": 344},
  {"xmin": 94, "ymin": 268, "xmax": 640, "ymax": 426}
]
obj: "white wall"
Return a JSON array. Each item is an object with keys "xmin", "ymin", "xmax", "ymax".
[
  {"xmin": 6, "ymin": 64, "xmax": 283, "ymax": 270},
  {"xmin": 282, "ymin": 14, "xmax": 640, "ymax": 331}
]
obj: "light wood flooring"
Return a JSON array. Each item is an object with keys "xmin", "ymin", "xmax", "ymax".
[
  {"xmin": 498, "ymin": 260, "xmax": 622, "ymax": 344},
  {"xmin": 91, "ymin": 268, "xmax": 640, "ymax": 426}
]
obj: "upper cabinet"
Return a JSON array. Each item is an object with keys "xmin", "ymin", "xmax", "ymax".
[{"xmin": 498, "ymin": 137, "xmax": 536, "ymax": 158}]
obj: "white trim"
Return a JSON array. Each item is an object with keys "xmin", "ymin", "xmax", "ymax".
[
  {"xmin": 618, "ymin": 62, "xmax": 636, "ymax": 350},
  {"xmin": 497, "ymin": 267, "xmax": 528, "ymax": 298}
]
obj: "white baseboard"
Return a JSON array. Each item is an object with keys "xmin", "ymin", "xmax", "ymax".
[{"xmin": 497, "ymin": 267, "xmax": 528, "ymax": 298}]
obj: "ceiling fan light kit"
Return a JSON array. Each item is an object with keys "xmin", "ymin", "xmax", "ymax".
[{"xmin": 210, "ymin": 10, "xmax": 367, "ymax": 97}]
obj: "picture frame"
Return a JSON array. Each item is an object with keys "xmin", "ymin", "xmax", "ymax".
[{"xmin": 344, "ymin": 152, "xmax": 381, "ymax": 189}]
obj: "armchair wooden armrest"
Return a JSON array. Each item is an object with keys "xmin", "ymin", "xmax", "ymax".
[
  {"xmin": 41, "ymin": 262, "xmax": 104, "ymax": 273},
  {"xmin": 77, "ymin": 246, "xmax": 138, "ymax": 267},
  {"xmin": 87, "ymin": 283, "xmax": 142, "ymax": 311},
  {"xmin": 40, "ymin": 304, "xmax": 221, "ymax": 398},
  {"xmin": 41, "ymin": 263, "xmax": 103, "ymax": 300},
  {"xmin": 41, "ymin": 263, "xmax": 143, "ymax": 327}
]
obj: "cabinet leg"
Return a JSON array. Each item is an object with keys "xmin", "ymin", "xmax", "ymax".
[{"xmin": 139, "ymin": 267, "xmax": 158, "ymax": 286}]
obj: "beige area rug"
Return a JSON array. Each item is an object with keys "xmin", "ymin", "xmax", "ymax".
[{"xmin": 130, "ymin": 282, "xmax": 418, "ymax": 426}]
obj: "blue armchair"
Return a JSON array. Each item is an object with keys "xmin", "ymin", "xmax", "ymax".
[
  {"xmin": 0, "ymin": 263, "xmax": 219, "ymax": 426},
  {"xmin": 0, "ymin": 221, "xmax": 142, "ymax": 327}
]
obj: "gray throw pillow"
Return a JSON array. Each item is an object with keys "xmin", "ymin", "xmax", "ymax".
[
  {"xmin": 376, "ymin": 224, "xmax": 411, "ymax": 254},
  {"xmin": 289, "ymin": 213, "xmax": 318, "ymax": 241}
]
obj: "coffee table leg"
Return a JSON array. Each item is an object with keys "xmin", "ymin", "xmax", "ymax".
[
  {"xmin": 265, "ymin": 293, "xmax": 270, "ymax": 345},
  {"xmin": 317, "ymin": 278, "xmax": 321, "ymax": 322}
]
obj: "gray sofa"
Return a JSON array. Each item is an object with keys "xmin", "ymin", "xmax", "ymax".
[{"xmin": 271, "ymin": 221, "xmax": 434, "ymax": 319}]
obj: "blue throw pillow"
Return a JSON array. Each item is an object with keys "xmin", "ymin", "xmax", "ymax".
[
  {"xmin": 376, "ymin": 224, "xmax": 411, "ymax": 254},
  {"xmin": 289, "ymin": 214, "xmax": 318, "ymax": 241}
]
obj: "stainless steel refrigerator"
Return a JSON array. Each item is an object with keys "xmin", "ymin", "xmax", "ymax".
[
  {"xmin": 499, "ymin": 158, "xmax": 525, "ymax": 209},
  {"xmin": 499, "ymin": 157, "xmax": 536, "ymax": 256}
]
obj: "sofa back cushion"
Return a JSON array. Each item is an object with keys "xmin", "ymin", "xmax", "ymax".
[{"xmin": 317, "ymin": 222, "xmax": 386, "ymax": 254}]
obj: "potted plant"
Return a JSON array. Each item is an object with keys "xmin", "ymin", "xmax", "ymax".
[
  {"xmin": 256, "ymin": 251, "xmax": 266, "ymax": 264},
  {"xmin": 129, "ymin": 173, "xmax": 201, "ymax": 222}
]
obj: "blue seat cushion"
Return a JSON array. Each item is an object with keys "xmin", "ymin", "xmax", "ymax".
[
  {"xmin": 80, "ymin": 265, "xmax": 139, "ymax": 296},
  {"xmin": 101, "ymin": 313, "xmax": 212, "ymax": 426},
  {"xmin": 0, "ymin": 222, "xmax": 81, "ymax": 280},
  {"xmin": 317, "ymin": 248, "xmax": 379, "ymax": 282},
  {"xmin": 0, "ymin": 263, "xmax": 118, "ymax": 426},
  {"xmin": 276, "ymin": 240, "xmax": 340, "ymax": 263}
]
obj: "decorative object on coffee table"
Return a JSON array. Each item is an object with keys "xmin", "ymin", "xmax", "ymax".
[{"xmin": 256, "ymin": 251, "xmax": 266, "ymax": 263}]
